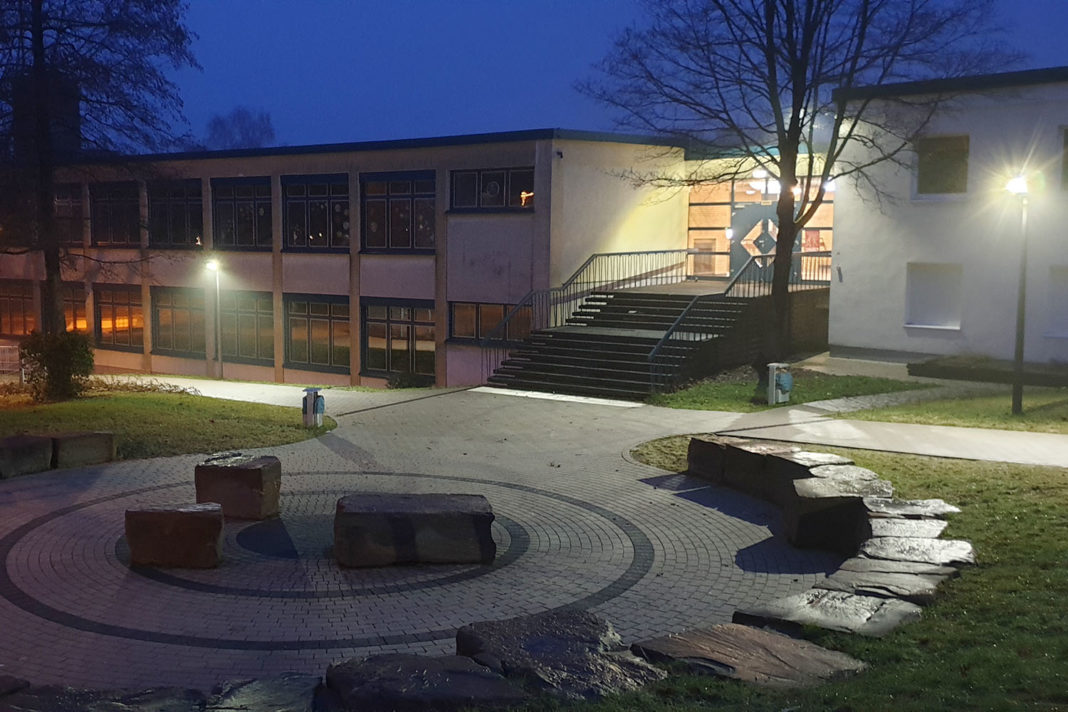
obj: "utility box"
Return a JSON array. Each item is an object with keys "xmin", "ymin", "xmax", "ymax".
[
  {"xmin": 302, "ymin": 387, "xmax": 325, "ymax": 427},
  {"xmin": 767, "ymin": 363, "xmax": 793, "ymax": 405}
]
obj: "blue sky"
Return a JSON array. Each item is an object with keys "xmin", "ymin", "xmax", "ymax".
[{"xmin": 172, "ymin": 0, "xmax": 1068, "ymax": 146}]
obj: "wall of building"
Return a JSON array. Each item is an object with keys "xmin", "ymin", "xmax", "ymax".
[{"xmin": 830, "ymin": 83, "xmax": 1068, "ymax": 364}]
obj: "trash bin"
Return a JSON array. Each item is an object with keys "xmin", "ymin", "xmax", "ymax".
[
  {"xmin": 302, "ymin": 387, "xmax": 325, "ymax": 427},
  {"xmin": 767, "ymin": 363, "xmax": 793, "ymax": 405}
]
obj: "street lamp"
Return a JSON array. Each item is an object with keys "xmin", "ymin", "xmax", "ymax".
[
  {"xmin": 1005, "ymin": 175, "xmax": 1029, "ymax": 415},
  {"xmin": 205, "ymin": 258, "xmax": 223, "ymax": 379}
]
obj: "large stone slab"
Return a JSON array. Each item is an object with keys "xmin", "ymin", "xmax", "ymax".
[
  {"xmin": 207, "ymin": 673, "xmax": 320, "ymax": 712},
  {"xmin": 864, "ymin": 497, "xmax": 961, "ymax": 519},
  {"xmin": 815, "ymin": 569, "xmax": 945, "ymax": 605},
  {"xmin": 195, "ymin": 453, "xmax": 282, "ymax": 520},
  {"xmin": 0, "ymin": 685, "xmax": 205, "ymax": 712},
  {"xmin": 455, "ymin": 610, "xmax": 665, "ymax": 701},
  {"xmin": 334, "ymin": 493, "xmax": 495, "ymax": 567},
  {"xmin": 860, "ymin": 537, "xmax": 976, "ymax": 566},
  {"xmin": 322, "ymin": 654, "xmax": 528, "ymax": 712},
  {"xmin": 769, "ymin": 451, "xmax": 854, "ymax": 481},
  {"xmin": 838, "ymin": 556, "xmax": 958, "ymax": 579},
  {"xmin": 809, "ymin": 464, "xmax": 879, "ymax": 481},
  {"xmin": 687, "ymin": 437, "xmax": 727, "ymax": 484},
  {"xmin": 722, "ymin": 441, "xmax": 799, "ymax": 500},
  {"xmin": 734, "ymin": 589, "xmax": 923, "ymax": 637},
  {"xmin": 0, "ymin": 434, "xmax": 53, "ymax": 479},
  {"xmin": 50, "ymin": 431, "xmax": 115, "ymax": 469},
  {"xmin": 631, "ymin": 623, "xmax": 866, "ymax": 688},
  {"xmin": 125, "ymin": 503, "xmax": 224, "ymax": 569},
  {"xmin": 868, "ymin": 516, "xmax": 948, "ymax": 539},
  {"xmin": 783, "ymin": 476, "xmax": 892, "ymax": 552}
]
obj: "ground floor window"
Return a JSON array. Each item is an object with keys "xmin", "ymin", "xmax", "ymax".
[
  {"xmin": 0, "ymin": 280, "xmax": 35, "ymax": 337},
  {"xmin": 285, "ymin": 295, "xmax": 349, "ymax": 372},
  {"xmin": 152, "ymin": 287, "xmax": 206, "ymax": 356},
  {"xmin": 221, "ymin": 291, "xmax": 274, "ymax": 364},
  {"xmin": 63, "ymin": 283, "xmax": 87, "ymax": 333},
  {"xmin": 95, "ymin": 285, "xmax": 143, "ymax": 351},
  {"xmin": 450, "ymin": 302, "xmax": 531, "ymax": 341},
  {"xmin": 363, "ymin": 300, "xmax": 435, "ymax": 377}
]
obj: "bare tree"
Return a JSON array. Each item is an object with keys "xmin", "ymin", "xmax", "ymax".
[
  {"xmin": 0, "ymin": 0, "xmax": 197, "ymax": 335},
  {"xmin": 202, "ymin": 106, "xmax": 276, "ymax": 150},
  {"xmin": 584, "ymin": 0, "xmax": 1013, "ymax": 357}
]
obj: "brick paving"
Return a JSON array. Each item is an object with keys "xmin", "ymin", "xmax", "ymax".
[{"xmin": 0, "ymin": 388, "xmax": 842, "ymax": 691}]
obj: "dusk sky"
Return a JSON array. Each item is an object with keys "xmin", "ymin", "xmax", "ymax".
[{"xmin": 173, "ymin": 0, "xmax": 1068, "ymax": 147}]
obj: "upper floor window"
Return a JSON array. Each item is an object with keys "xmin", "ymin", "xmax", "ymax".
[
  {"xmin": 283, "ymin": 174, "xmax": 350, "ymax": 251},
  {"xmin": 451, "ymin": 167, "xmax": 534, "ymax": 211},
  {"xmin": 91, "ymin": 182, "xmax": 140, "ymax": 246},
  {"xmin": 148, "ymin": 180, "xmax": 203, "ymax": 249},
  {"xmin": 54, "ymin": 184, "xmax": 83, "ymax": 246},
  {"xmin": 916, "ymin": 136, "xmax": 968, "ymax": 195},
  {"xmin": 361, "ymin": 172, "xmax": 435, "ymax": 252},
  {"xmin": 0, "ymin": 280, "xmax": 35, "ymax": 337},
  {"xmin": 212, "ymin": 178, "xmax": 272, "ymax": 250}
]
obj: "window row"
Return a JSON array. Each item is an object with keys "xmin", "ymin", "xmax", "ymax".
[{"xmin": 58, "ymin": 166, "xmax": 534, "ymax": 252}]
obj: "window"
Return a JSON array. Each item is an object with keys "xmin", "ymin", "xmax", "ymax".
[
  {"xmin": 54, "ymin": 184, "xmax": 84, "ymax": 246},
  {"xmin": 95, "ymin": 285, "xmax": 143, "ymax": 351},
  {"xmin": 282, "ymin": 174, "xmax": 350, "ymax": 250},
  {"xmin": 285, "ymin": 295, "xmax": 349, "ymax": 372},
  {"xmin": 148, "ymin": 180, "xmax": 203, "ymax": 248},
  {"xmin": 916, "ymin": 136, "xmax": 969, "ymax": 195},
  {"xmin": 450, "ymin": 302, "xmax": 531, "ymax": 341},
  {"xmin": 220, "ymin": 291, "xmax": 274, "ymax": 364},
  {"xmin": 451, "ymin": 167, "xmax": 534, "ymax": 210},
  {"xmin": 363, "ymin": 300, "xmax": 435, "ymax": 377},
  {"xmin": 0, "ymin": 280, "xmax": 35, "ymax": 336},
  {"xmin": 361, "ymin": 172, "xmax": 435, "ymax": 251},
  {"xmin": 63, "ymin": 283, "xmax": 87, "ymax": 333},
  {"xmin": 905, "ymin": 262, "xmax": 963, "ymax": 329},
  {"xmin": 151, "ymin": 287, "xmax": 205, "ymax": 356},
  {"xmin": 212, "ymin": 178, "xmax": 272, "ymax": 249},
  {"xmin": 91, "ymin": 182, "xmax": 140, "ymax": 246}
]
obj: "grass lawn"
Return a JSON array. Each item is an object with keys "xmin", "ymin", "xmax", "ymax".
[
  {"xmin": 648, "ymin": 367, "xmax": 926, "ymax": 412},
  {"xmin": 847, "ymin": 385, "xmax": 1068, "ymax": 435},
  {"xmin": 602, "ymin": 436, "xmax": 1068, "ymax": 711},
  {"xmin": 0, "ymin": 390, "xmax": 335, "ymax": 460}
]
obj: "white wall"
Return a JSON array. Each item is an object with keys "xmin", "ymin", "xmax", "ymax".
[{"xmin": 830, "ymin": 82, "xmax": 1068, "ymax": 364}]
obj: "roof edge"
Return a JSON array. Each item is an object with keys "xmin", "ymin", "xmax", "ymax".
[{"xmin": 833, "ymin": 65, "xmax": 1068, "ymax": 103}]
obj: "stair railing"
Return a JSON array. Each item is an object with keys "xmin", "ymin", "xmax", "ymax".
[{"xmin": 646, "ymin": 293, "xmax": 726, "ymax": 391}]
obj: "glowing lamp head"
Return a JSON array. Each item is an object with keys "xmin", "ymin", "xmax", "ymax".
[
  {"xmin": 1006, "ymin": 175, "xmax": 1028, "ymax": 195},
  {"xmin": 205, "ymin": 259, "xmax": 219, "ymax": 272}
]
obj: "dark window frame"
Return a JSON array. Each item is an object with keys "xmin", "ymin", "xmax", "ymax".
[
  {"xmin": 54, "ymin": 183, "xmax": 84, "ymax": 247},
  {"xmin": 62, "ymin": 282, "xmax": 87, "ymax": 333},
  {"xmin": 220, "ymin": 290, "xmax": 275, "ymax": 366},
  {"xmin": 448, "ymin": 301, "xmax": 531, "ymax": 343},
  {"xmin": 283, "ymin": 293, "xmax": 350, "ymax": 374},
  {"xmin": 90, "ymin": 181, "xmax": 141, "ymax": 247},
  {"xmin": 361, "ymin": 297, "xmax": 436, "ymax": 378},
  {"xmin": 360, "ymin": 170, "xmax": 436, "ymax": 254},
  {"xmin": 450, "ymin": 167, "xmax": 535, "ymax": 212},
  {"xmin": 211, "ymin": 177, "xmax": 273, "ymax": 251},
  {"xmin": 150, "ymin": 286, "xmax": 206, "ymax": 358},
  {"xmin": 0, "ymin": 280, "xmax": 36, "ymax": 337},
  {"xmin": 94, "ymin": 284, "xmax": 144, "ymax": 352},
  {"xmin": 282, "ymin": 173, "xmax": 350, "ymax": 253},
  {"xmin": 148, "ymin": 179, "xmax": 203, "ymax": 249},
  {"xmin": 916, "ymin": 136, "xmax": 969, "ymax": 195}
]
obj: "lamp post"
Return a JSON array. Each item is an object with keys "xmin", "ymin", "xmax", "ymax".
[
  {"xmin": 205, "ymin": 259, "xmax": 223, "ymax": 379},
  {"xmin": 1005, "ymin": 176, "xmax": 1029, "ymax": 415}
]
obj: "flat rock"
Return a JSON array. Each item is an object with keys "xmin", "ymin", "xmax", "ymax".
[
  {"xmin": 50, "ymin": 431, "xmax": 115, "ymax": 469},
  {"xmin": 208, "ymin": 674, "xmax": 320, "ymax": 711},
  {"xmin": 0, "ymin": 434, "xmax": 53, "ymax": 479},
  {"xmin": 195, "ymin": 453, "xmax": 282, "ymax": 520},
  {"xmin": 864, "ymin": 497, "xmax": 961, "ymax": 519},
  {"xmin": 124, "ymin": 503, "xmax": 223, "ymax": 569},
  {"xmin": 0, "ymin": 686, "xmax": 205, "ymax": 712},
  {"xmin": 455, "ymin": 610, "xmax": 665, "ymax": 701},
  {"xmin": 734, "ymin": 589, "xmax": 923, "ymax": 637},
  {"xmin": 631, "ymin": 623, "xmax": 866, "ymax": 688},
  {"xmin": 809, "ymin": 464, "xmax": 880, "ymax": 481},
  {"xmin": 860, "ymin": 537, "xmax": 976, "ymax": 566},
  {"xmin": 322, "ymin": 654, "xmax": 528, "ymax": 712},
  {"xmin": 838, "ymin": 556, "xmax": 958, "ymax": 578},
  {"xmin": 815, "ymin": 569, "xmax": 945, "ymax": 605},
  {"xmin": 868, "ymin": 517, "xmax": 948, "ymax": 539},
  {"xmin": 795, "ymin": 476, "xmax": 894, "ymax": 500}
]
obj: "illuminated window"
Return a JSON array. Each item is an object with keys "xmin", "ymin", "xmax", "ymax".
[
  {"xmin": 285, "ymin": 295, "xmax": 349, "ymax": 373},
  {"xmin": 916, "ymin": 136, "xmax": 969, "ymax": 195},
  {"xmin": 283, "ymin": 174, "xmax": 350, "ymax": 250},
  {"xmin": 212, "ymin": 178, "xmax": 272, "ymax": 249},
  {"xmin": 151, "ymin": 287, "xmax": 206, "ymax": 356},
  {"xmin": 94, "ymin": 285, "xmax": 143, "ymax": 351},
  {"xmin": 450, "ymin": 302, "xmax": 531, "ymax": 341},
  {"xmin": 148, "ymin": 180, "xmax": 203, "ymax": 248},
  {"xmin": 63, "ymin": 283, "xmax": 87, "ymax": 333},
  {"xmin": 54, "ymin": 184, "xmax": 84, "ymax": 246},
  {"xmin": 361, "ymin": 172, "xmax": 435, "ymax": 251},
  {"xmin": 0, "ymin": 280, "xmax": 35, "ymax": 336},
  {"xmin": 362, "ymin": 300, "xmax": 435, "ymax": 378},
  {"xmin": 220, "ymin": 291, "xmax": 274, "ymax": 364},
  {"xmin": 451, "ymin": 167, "xmax": 534, "ymax": 210},
  {"xmin": 90, "ymin": 182, "xmax": 140, "ymax": 246}
]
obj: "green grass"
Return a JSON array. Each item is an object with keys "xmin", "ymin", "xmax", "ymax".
[
  {"xmin": 648, "ymin": 368, "xmax": 926, "ymax": 412},
  {"xmin": 0, "ymin": 391, "xmax": 335, "ymax": 460},
  {"xmin": 609, "ymin": 435, "xmax": 1068, "ymax": 711},
  {"xmin": 847, "ymin": 385, "xmax": 1068, "ymax": 434}
]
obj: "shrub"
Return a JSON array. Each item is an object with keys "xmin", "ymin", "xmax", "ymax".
[{"xmin": 19, "ymin": 330, "xmax": 95, "ymax": 401}]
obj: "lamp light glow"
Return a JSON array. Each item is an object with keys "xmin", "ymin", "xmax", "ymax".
[
  {"xmin": 205, "ymin": 259, "xmax": 219, "ymax": 272},
  {"xmin": 1006, "ymin": 175, "xmax": 1028, "ymax": 195}
]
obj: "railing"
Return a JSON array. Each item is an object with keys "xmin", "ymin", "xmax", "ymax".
[{"xmin": 0, "ymin": 344, "xmax": 22, "ymax": 381}]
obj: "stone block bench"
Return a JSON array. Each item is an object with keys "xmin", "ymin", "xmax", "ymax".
[
  {"xmin": 0, "ymin": 435, "xmax": 53, "ymax": 479},
  {"xmin": 125, "ymin": 503, "xmax": 223, "ymax": 568},
  {"xmin": 51, "ymin": 431, "xmax": 115, "ymax": 469},
  {"xmin": 334, "ymin": 493, "xmax": 496, "ymax": 567},
  {"xmin": 195, "ymin": 454, "xmax": 281, "ymax": 520}
]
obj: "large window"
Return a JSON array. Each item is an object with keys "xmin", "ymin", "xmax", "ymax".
[
  {"xmin": 151, "ymin": 287, "xmax": 205, "ymax": 356},
  {"xmin": 149, "ymin": 180, "xmax": 203, "ymax": 248},
  {"xmin": 283, "ymin": 174, "xmax": 350, "ymax": 250},
  {"xmin": 54, "ymin": 184, "xmax": 84, "ymax": 246},
  {"xmin": 0, "ymin": 280, "xmax": 35, "ymax": 336},
  {"xmin": 63, "ymin": 283, "xmax": 87, "ymax": 333},
  {"xmin": 95, "ymin": 285, "xmax": 143, "ymax": 351},
  {"xmin": 212, "ymin": 178, "xmax": 272, "ymax": 249},
  {"xmin": 361, "ymin": 172, "xmax": 435, "ymax": 251},
  {"xmin": 451, "ymin": 167, "xmax": 534, "ymax": 210},
  {"xmin": 450, "ymin": 302, "xmax": 531, "ymax": 341},
  {"xmin": 916, "ymin": 136, "xmax": 969, "ymax": 195},
  {"xmin": 220, "ymin": 291, "xmax": 274, "ymax": 364},
  {"xmin": 285, "ymin": 295, "xmax": 349, "ymax": 372},
  {"xmin": 91, "ymin": 182, "xmax": 140, "ymax": 246},
  {"xmin": 363, "ymin": 300, "xmax": 435, "ymax": 377}
]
